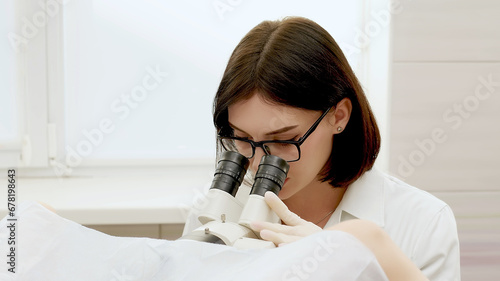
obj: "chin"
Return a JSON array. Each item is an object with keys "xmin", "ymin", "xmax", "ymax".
[
  {"xmin": 278, "ymin": 192, "xmax": 290, "ymax": 200},
  {"xmin": 277, "ymin": 184, "xmax": 295, "ymax": 201}
]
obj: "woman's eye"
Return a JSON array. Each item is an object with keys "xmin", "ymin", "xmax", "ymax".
[
  {"xmin": 286, "ymin": 135, "xmax": 299, "ymax": 141},
  {"xmin": 276, "ymin": 142, "xmax": 290, "ymax": 147}
]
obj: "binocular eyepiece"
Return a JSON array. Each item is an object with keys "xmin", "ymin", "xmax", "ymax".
[
  {"xmin": 210, "ymin": 151, "xmax": 250, "ymax": 197},
  {"xmin": 211, "ymin": 151, "xmax": 289, "ymax": 198},
  {"xmin": 250, "ymin": 154, "xmax": 289, "ymax": 196}
]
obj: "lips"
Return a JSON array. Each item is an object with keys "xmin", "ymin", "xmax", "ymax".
[{"xmin": 284, "ymin": 178, "xmax": 289, "ymax": 186}]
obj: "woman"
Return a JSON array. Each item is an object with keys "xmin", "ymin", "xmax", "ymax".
[{"xmin": 186, "ymin": 16, "xmax": 460, "ymax": 280}]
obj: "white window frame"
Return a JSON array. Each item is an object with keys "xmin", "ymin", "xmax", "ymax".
[
  {"xmin": 1, "ymin": 1, "xmax": 49, "ymax": 169},
  {"xmin": 360, "ymin": 0, "xmax": 394, "ymax": 172}
]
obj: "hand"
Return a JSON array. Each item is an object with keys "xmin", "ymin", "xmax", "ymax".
[{"xmin": 250, "ymin": 191, "xmax": 322, "ymax": 246}]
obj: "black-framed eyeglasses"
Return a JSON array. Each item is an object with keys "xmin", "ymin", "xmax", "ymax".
[{"xmin": 218, "ymin": 107, "xmax": 333, "ymax": 162}]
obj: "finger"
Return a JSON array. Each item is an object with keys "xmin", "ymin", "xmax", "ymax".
[
  {"xmin": 259, "ymin": 229, "xmax": 302, "ymax": 246},
  {"xmin": 264, "ymin": 191, "xmax": 306, "ymax": 226},
  {"xmin": 251, "ymin": 221, "xmax": 319, "ymax": 237},
  {"xmin": 250, "ymin": 220, "xmax": 294, "ymax": 234}
]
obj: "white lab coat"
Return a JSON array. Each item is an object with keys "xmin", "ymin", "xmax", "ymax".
[
  {"xmin": 324, "ymin": 169, "xmax": 461, "ymax": 281},
  {"xmin": 183, "ymin": 169, "xmax": 461, "ymax": 281}
]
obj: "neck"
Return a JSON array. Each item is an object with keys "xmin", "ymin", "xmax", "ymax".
[{"xmin": 283, "ymin": 178, "xmax": 346, "ymax": 228}]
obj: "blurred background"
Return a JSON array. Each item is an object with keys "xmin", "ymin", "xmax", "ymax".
[{"xmin": 0, "ymin": 0, "xmax": 499, "ymax": 279}]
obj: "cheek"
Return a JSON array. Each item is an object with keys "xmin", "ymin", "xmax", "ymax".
[
  {"xmin": 286, "ymin": 131, "xmax": 333, "ymax": 184},
  {"xmin": 302, "ymin": 130, "xmax": 334, "ymax": 169}
]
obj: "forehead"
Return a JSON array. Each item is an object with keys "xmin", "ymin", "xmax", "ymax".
[{"xmin": 227, "ymin": 94, "xmax": 314, "ymax": 135}]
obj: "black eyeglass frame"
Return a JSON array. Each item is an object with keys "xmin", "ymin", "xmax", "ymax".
[{"xmin": 218, "ymin": 106, "xmax": 333, "ymax": 162}]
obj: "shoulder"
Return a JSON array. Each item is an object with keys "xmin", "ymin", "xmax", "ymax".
[
  {"xmin": 381, "ymin": 171, "xmax": 448, "ymax": 212},
  {"xmin": 374, "ymin": 169, "xmax": 453, "ymax": 233},
  {"xmin": 333, "ymin": 168, "xmax": 451, "ymax": 229},
  {"xmin": 378, "ymin": 173, "xmax": 461, "ymax": 280},
  {"xmin": 376, "ymin": 172, "xmax": 458, "ymax": 249},
  {"xmin": 345, "ymin": 169, "xmax": 457, "ymax": 246},
  {"xmin": 345, "ymin": 168, "xmax": 449, "ymax": 219}
]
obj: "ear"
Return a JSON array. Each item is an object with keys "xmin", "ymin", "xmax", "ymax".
[{"xmin": 328, "ymin": 98, "xmax": 352, "ymax": 134}]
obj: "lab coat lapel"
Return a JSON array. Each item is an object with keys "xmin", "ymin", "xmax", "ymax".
[{"xmin": 328, "ymin": 169, "xmax": 386, "ymax": 228}]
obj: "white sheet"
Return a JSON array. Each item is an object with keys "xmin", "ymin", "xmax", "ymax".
[{"xmin": 0, "ymin": 202, "xmax": 389, "ymax": 281}]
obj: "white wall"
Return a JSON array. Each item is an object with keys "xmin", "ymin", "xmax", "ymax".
[{"xmin": 389, "ymin": 0, "xmax": 500, "ymax": 280}]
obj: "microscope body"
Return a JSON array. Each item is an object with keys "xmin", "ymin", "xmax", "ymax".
[{"xmin": 180, "ymin": 152, "xmax": 289, "ymax": 249}]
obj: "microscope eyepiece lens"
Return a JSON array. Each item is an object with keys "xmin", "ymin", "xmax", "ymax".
[
  {"xmin": 250, "ymin": 155, "xmax": 289, "ymax": 197},
  {"xmin": 210, "ymin": 151, "xmax": 249, "ymax": 196}
]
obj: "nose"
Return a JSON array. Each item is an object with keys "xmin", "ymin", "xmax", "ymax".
[{"xmin": 250, "ymin": 147, "xmax": 267, "ymax": 174}]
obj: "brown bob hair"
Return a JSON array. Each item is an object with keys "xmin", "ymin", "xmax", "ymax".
[{"xmin": 213, "ymin": 17, "xmax": 380, "ymax": 188}]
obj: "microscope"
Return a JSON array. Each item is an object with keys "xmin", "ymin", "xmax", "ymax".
[{"xmin": 180, "ymin": 151, "xmax": 289, "ymax": 249}]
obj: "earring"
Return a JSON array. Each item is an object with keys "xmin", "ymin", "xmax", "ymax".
[{"xmin": 337, "ymin": 127, "xmax": 342, "ymax": 132}]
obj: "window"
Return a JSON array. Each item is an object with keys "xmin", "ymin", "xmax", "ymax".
[
  {"xmin": 0, "ymin": 0, "xmax": 18, "ymax": 143},
  {"xmin": 3, "ymin": 0, "xmax": 391, "ymax": 176},
  {"xmin": 0, "ymin": 0, "xmax": 21, "ymax": 167},
  {"xmin": 63, "ymin": 0, "xmax": 362, "ymax": 163}
]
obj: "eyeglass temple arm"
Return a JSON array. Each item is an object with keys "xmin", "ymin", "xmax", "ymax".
[{"xmin": 297, "ymin": 106, "xmax": 333, "ymax": 144}]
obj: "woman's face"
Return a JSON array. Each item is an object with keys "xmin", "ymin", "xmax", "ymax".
[{"xmin": 227, "ymin": 94, "xmax": 337, "ymax": 200}]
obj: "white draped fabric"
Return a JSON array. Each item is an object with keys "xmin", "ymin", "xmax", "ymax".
[{"xmin": 0, "ymin": 202, "xmax": 388, "ymax": 281}]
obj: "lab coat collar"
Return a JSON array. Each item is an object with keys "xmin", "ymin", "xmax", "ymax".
[{"xmin": 331, "ymin": 168, "xmax": 386, "ymax": 227}]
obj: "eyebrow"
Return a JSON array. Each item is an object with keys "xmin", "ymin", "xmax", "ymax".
[{"xmin": 229, "ymin": 122, "xmax": 299, "ymax": 137}]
